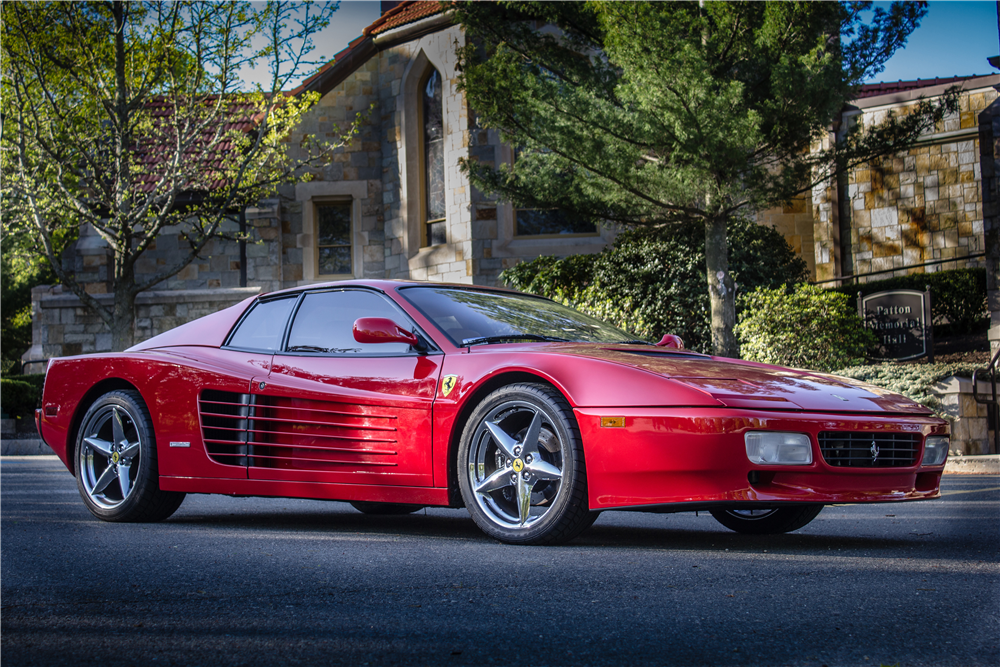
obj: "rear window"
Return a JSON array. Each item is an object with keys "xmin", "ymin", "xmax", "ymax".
[{"xmin": 225, "ymin": 297, "xmax": 296, "ymax": 351}]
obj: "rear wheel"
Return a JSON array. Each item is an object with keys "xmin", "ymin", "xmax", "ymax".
[
  {"xmin": 709, "ymin": 506, "xmax": 823, "ymax": 534},
  {"xmin": 349, "ymin": 501, "xmax": 423, "ymax": 515},
  {"xmin": 458, "ymin": 383, "xmax": 591, "ymax": 545},
  {"xmin": 75, "ymin": 390, "xmax": 185, "ymax": 522}
]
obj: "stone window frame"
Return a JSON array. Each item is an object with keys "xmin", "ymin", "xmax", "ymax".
[
  {"xmin": 297, "ymin": 180, "xmax": 367, "ymax": 283},
  {"xmin": 400, "ymin": 48, "xmax": 453, "ymax": 261},
  {"xmin": 492, "ymin": 145, "xmax": 614, "ymax": 256},
  {"xmin": 419, "ymin": 66, "xmax": 447, "ymax": 248}
]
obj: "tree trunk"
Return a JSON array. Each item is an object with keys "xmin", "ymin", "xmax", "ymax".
[
  {"xmin": 704, "ymin": 215, "xmax": 738, "ymax": 358},
  {"xmin": 111, "ymin": 281, "xmax": 136, "ymax": 351}
]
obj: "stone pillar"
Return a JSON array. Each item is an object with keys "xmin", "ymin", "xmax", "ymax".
[
  {"xmin": 812, "ymin": 130, "xmax": 841, "ymax": 283},
  {"xmin": 980, "ymin": 89, "xmax": 1000, "ymax": 359}
]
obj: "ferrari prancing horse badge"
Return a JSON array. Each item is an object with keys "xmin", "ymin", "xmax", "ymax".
[{"xmin": 441, "ymin": 375, "xmax": 458, "ymax": 397}]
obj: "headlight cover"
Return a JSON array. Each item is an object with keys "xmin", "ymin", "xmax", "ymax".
[
  {"xmin": 745, "ymin": 432, "xmax": 813, "ymax": 465},
  {"xmin": 921, "ymin": 436, "xmax": 949, "ymax": 466}
]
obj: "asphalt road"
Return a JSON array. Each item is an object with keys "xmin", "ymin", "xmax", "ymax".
[{"xmin": 2, "ymin": 457, "xmax": 997, "ymax": 667}]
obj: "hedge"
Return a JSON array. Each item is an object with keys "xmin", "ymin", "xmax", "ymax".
[
  {"xmin": 501, "ymin": 218, "xmax": 808, "ymax": 353},
  {"xmin": 0, "ymin": 374, "xmax": 44, "ymax": 418}
]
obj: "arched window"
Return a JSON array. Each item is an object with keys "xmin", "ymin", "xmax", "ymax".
[{"xmin": 421, "ymin": 68, "xmax": 446, "ymax": 246}]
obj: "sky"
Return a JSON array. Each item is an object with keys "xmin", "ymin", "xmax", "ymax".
[{"xmin": 248, "ymin": 1, "xmax": 1000, "ymax": 90}]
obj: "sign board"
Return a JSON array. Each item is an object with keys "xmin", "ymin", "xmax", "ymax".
[{"xmin": 858, "ymin": 289, "xmax": 933, "ymax": 362}]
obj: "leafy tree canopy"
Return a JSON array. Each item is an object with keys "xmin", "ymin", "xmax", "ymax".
[
  {"xmin": 1, "ymin": 0, "xmax": 356, "ymax": 350},
  {"xmin": 456, "ymin": 0, "xmax": 957, "ymax": 357}
]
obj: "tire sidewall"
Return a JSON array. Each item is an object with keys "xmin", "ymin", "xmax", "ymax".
[
  {"xmin": 458, "ymin": 384, "xmax": 585, "ymax": 545},
  {"xmin": 75, "ymin": 390, "xmax": 159, "ymax": 522}
]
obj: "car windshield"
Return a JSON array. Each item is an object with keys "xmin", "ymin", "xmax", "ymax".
[{"xmin": 399, "ymin": 286, "xmax": 637, "ymax": 346}]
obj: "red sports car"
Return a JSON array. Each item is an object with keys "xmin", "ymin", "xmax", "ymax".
[{"xmin": 36, "ymin": 280, "xmax": 949, "ymax": 545}]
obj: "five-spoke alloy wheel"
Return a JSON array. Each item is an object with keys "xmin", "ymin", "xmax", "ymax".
[
  {"xmin": 458, "ymin": 383, "xmax": 592, "ymax": 545},
  {"xmin": 75, "ymin": 390, "xmax": 185, "ymax": 522}
]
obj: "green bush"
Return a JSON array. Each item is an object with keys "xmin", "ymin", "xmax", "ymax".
[
  {"xmin": 833, "ymin": 362, "xmax": 982, "ymax": 414},
  {"xmin": 1, "ymin": 374, "xmax": 43, "ymax": 418},
  {"xmin": 501, "ymin": 218, "xmax": 808, "ymax": 352},
  {"xmin": 735, "ymin": 283, "xmax": 876, "ymax": 372},
  {"xmin": 832, "ymin": 267, "xmax": 987, "ymax": 335}
]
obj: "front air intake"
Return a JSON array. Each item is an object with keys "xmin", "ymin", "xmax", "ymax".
[{"xmin": 818, "ymin": 431, "xmax": 920, "ymax": 468}]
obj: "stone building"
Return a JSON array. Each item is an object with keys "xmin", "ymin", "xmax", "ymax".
[{"xmin": 23, "ymin": 1, "xmax": 1000, "ymax": 364}]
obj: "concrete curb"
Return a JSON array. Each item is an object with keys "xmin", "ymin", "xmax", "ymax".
[
  {"xmin": 1, "ymin": 438, "xmax": 50, "ymax": 456},
  {"xmin": 944, "ymin": 455, "xmax": 1000, "ymax": 474}
]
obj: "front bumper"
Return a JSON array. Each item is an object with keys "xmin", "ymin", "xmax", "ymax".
[{"xmin": 575, "ymin": 407, "xmax": 948, "ymax": 511}]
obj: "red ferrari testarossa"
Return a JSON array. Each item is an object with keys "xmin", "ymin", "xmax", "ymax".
[{"xmin": 36, "ymin": 281, "xmax": 949, "ymax": 544}]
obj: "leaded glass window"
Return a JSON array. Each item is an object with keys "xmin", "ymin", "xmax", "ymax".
[
  {"xmin": 316, "ymin": 202, "xmax": 352, "ymax": 276},
  {"xmin": 423, "ymin": 68, "xmax": 446, "ymax": 246}
]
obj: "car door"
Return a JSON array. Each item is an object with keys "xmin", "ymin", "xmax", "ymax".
[
  {"xmin": 247, "ymin": 288, "xmax": 441, "ymax": 487},
  {"xmin": 180, "ymin": 295, "xmax": 297, "ymax": 479}
]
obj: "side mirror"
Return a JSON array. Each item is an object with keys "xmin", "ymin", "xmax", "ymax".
[
  {"xmin": 353, "ymin": 317, "xmax": 424, "ymax": 349},
  {"xmin": 655, "ymin": 334, "xmax": 685, "ymax": 350}
]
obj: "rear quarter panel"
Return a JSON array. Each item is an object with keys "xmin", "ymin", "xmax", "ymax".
[{"xmin": 39, "ymin": 348, "xmax": 268, "ymax": 478}]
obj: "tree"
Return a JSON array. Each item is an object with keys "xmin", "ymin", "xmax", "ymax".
[
  {"xmin": 455, "ymin": 1, "xmax": 958, "ymax": 357},
  {"xmin": 1, "ymin": 1, "xmax": 356, "ymax": 350}
]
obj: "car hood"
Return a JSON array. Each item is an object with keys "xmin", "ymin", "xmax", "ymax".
[{"xmin": 554, "ymin": 345, "xmax": 932, "ymax": 414}]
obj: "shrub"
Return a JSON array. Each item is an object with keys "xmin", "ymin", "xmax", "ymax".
[
  {"xmin": 735, "ymin": 283, "xmax": 876, "ymax": 372},
  {"xmin": 1, "ymin": 375, "xmax": 43, "ymax": 418},
  {"xmin": 832, "ymin": 268, "xmax": 987, "ymax": 335},
  {"xmin": 500, "ymin": 217, "xmax": 808, "ymax": 352},
  {"xmin": 832, "ymin": 362, "xmax": 982, "ymax": 414}
]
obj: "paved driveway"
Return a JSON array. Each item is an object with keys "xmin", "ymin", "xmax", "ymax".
[{"xmin": 2, "ymin": 457, "xmax": 997, "ymax": 666}]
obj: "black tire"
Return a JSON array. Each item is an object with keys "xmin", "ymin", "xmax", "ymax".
[
  {"xmin": 458, "ymin": 383, "xmax": 591, "ymax": 545},
  {"xmin": 74, "ymin": 390, "xmax": 185, "ymax": 522},
  {"xmin": 349, "ymin": 501, "xmax": 424, "ymax": 515},
  {"xmin": 709, "ymin": 506, "xmax": 823, "ymax": 535}
]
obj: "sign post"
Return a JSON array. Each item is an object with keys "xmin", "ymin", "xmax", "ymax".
[{"xmin": 858, "ymin": 288, "xmax": 934, "ymax": 362}]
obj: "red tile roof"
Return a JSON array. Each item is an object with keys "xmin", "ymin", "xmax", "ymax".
[
  {"xmin": 855, "ymin": 75, "xmax": 987, "ymax": 99},
  {"xmin": 363, "ymin": 1, "xmax": 445, "ymax": 36},
  {"xmin": 134, "ymin": 97, "xmax": 271, "ymax": 193}
]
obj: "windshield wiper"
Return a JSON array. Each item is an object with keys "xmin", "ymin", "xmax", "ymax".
[
  {"xmin": 462, "ymin": 334, "xmax": 569, "ymax": 346},
  {"xmin": 610, "ymin": 340, "xmax": 653, "ymax": 345},
  {"xmin": 287, "ymin": 345, "xmax": 330, "ymax": 353}
]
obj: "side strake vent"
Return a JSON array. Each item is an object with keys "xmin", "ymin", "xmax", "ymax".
[
  {"xmin": 199, "ymin": 390, "xmax": 251, "ymax": 466},
  {"xmin": 818, "ymin": 431, "xmax": 920, "ymax": 468},
  {"xmin": 198, "ymin": 390, "xmax": 398, "ymax": 470}
]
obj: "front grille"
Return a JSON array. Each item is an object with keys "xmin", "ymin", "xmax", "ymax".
[
  {"xmin": 198, "ymin": 389, "xmax": 398, "ymax": 470},
  {"xmin": 818, "ymin": 431, "xmax": 920, "ymax": 468}
]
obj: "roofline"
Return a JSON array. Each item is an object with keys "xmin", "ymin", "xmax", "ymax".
[
  {"xmin": 850, "ymin": 74, "xmax": 1000, "ymax": 109},
  {"xmin": 292, "ymin": 4, "xmax": 455, "ymax": 100}
]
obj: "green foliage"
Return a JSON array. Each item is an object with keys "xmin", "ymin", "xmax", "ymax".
[
  {"xmin": 0, "ymin": 374, "xmax": 44, "ymax": 418},
  {"xmin": 1, "ymin": 1, "xmax": 354, "ymax": 350},
  {"xmin": 833, "ymin": 362, "xmax": 982, "ymax": 414},
  {"xmin": 735, "ymin": 283, "xmax": 876, "ymax": 372},
  {"xmin": 456, "ymin": 1, "xmax": 950, "ymax": 356},
  {"xmin": 1, "ymin": 233, "xmax": 58, "ymax": 371},
  {"xmin": 832, "ymin": 268, "xmax": 987, "ymax": 335},
  {"xmin": 501, "ymin": 218, "xmax": 808, "ymax": 353}
]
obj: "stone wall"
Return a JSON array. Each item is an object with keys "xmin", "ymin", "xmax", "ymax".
[
  {"xmin": 756, "ymin": 195, "xmax": 817, "ymax": 280},
  {"xmin": 837, "ymin": 85, "xmax": 995, "ymax": 280},
  {"xmin": 932, "ymin": 375, "xmax": 997, "ymax": 456},
  {"xmin": 22, "ymin": 286, "xmax": 260, "ymax": 363}
]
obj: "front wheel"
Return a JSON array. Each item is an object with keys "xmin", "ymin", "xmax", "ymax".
[
  {"xmin": 74, "ymin": 390, "xmax": 185, "ymax": 522},
  {"xmin": 709, "ymin": 506, "xmax": 823, "ymax": 534},
  {"xmin": 458, "ymin": 383, "xmax": 591, "ymax": 545}
]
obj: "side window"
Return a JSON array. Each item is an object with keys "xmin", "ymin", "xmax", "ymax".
[
  {"xmin": 226, "ymin": 297, "xmax": 296, "ymax": 351},
  {"xmin": 285, "ymin": 290, "xmax": 414, "ymax": 355}
]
